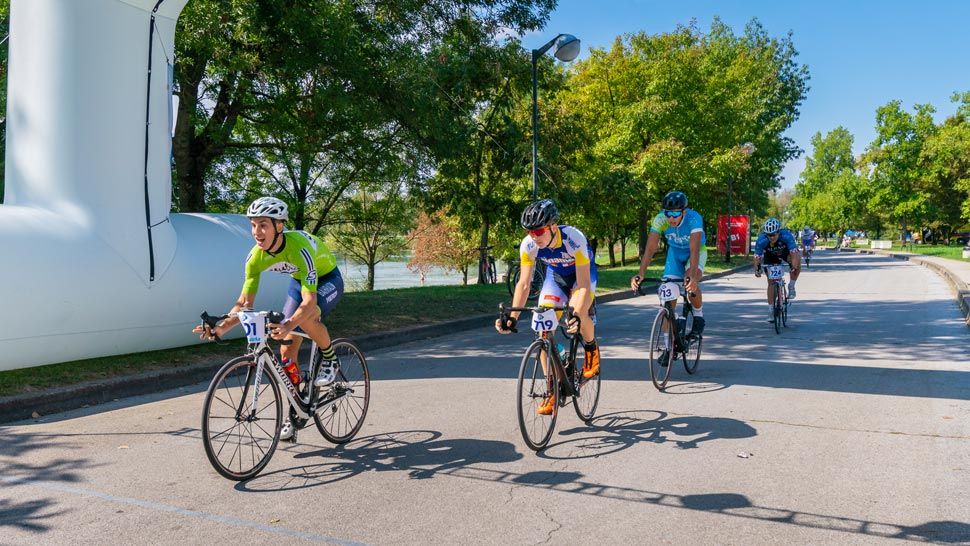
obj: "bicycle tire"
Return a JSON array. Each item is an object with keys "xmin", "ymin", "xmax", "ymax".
[
  {"xmin": 782, "ymin": 291, "xmax": 789, "ymax": 328},
  {"xmin": 682, "ymin": 307, "xmax": 701, "ymax": 374},
  {"xmin": 648, "ymin": 308, "xmax": 675, "ymax": 390},
  {"xmin": 517, "ymin": 339, "xmax": 558, "ymax": 451},
  {"xmin": 528, "ymin": 267, "xmax": 544, "ymax": 300},
  {"xmin": 572, "ymin": 350, "xmax": 601, "ymax": 422},
  {"xmin": 202, "ymin": 356, "xmax": 282, "ymax": 481},
  {"xmin": 507, "ymin": 263, "xmax": 520, "ymax": 297},
  {"xmin": 314, "ymin": 339, "xmax": 370, "ymax": 444},
  {"xmin": 773, "ymin": 284, "xmax": 783, "ymax": 334}
]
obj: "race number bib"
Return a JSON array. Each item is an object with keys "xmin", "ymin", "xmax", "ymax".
[
  {"xmin": 237, "ymin": 311, "xmax": 266, "ymax": 343},
  {"xmin": 531, "ymin": 308, "xmax": 558, "ymax": 332},
  {"xmin": 767, "ymin": 265, "xmax": 784, "ymax": 280},
  {"xmin": 658, "ymin": 282, "xmax": 681, "ymax": 302}
]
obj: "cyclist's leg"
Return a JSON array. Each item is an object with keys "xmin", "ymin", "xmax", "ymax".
[
  {"xmin": 787, "ymin": 250, "xmax": 800, "ymax": 298},
  {"xmin": 536, "ymin": 271, "xmax": 567, "ymax": 410},
  {"xmin": 302, "ymin": 270, "xmax": 346, "ymax": 385},
  {"xmin": 565, "ymin": 271, "xmax": 599, "ymax": 378},
  {"xmin": 687, "ymin": 249, "xmax": 707, "ymax": 334},
  {"xmin": 280, "ymin": 279, "xmax": 306, "ymax": 365}
]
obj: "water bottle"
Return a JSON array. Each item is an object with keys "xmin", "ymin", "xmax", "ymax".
[
  {"xmin": 556, "ymin": 342, "xmax": 567, "ymax": 362},
  {"xmin": 675, "ymin": 313, "xmax": 686, "ymax": 337},
  {"xmin": 281, "ymin": 357, "xmax": 301, "ymax": 386}
]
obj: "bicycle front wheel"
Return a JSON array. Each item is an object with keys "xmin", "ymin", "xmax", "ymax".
[
  {"xmin": 202, "ymin": 356, "xmax": 282, "ymax": 481},
  {"xmin": 517, "ymin": 340, "xmax": 558, "ymax": 451},
  {"xmin": 648, "ymin": 308, "xmax": 675, "ymax": 390},
  {"xmin": 773, "ymin": 285, "xmax": 783, "ymax": 334},
  {"xmin": 572, "ymin": 350, "xmax": 601, "ymax": 422},
  {"xmin": 314, "ymin": 339, "xmax": 370, "ymax": 444},
  {"xmin": 507, "ymin": 264, "xmax": 520, "ymax": 296}
]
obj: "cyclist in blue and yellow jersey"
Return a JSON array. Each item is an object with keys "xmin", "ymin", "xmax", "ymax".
[
  {"xmin": 193, "ymin": 196, "xmax": 344, "ymax": 441},
  {"xmin": 630, "ymin": 191, "xmax": 707, "ymax": 362},
  {"xmin": 754, "ymin": 217, "xmax": 801, "ymax": 319},
  {"xmin": 496, "ymin": 199, "xmax": 599, "ymax": 415}
]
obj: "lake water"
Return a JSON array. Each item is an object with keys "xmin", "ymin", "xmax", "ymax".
[{"xmin": 336, "ymin": 257, "xmax": 508, "ymax": 291}]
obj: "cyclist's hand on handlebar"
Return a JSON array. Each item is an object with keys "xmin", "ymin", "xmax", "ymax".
[
  {"xmin": 566, "ymin": 314, "xmax": 581, "ymax": 335},
  {"xmin": 495, "ymin": 314, "xmax": 517, "ymax": 334},
  {"xmin": 630, "ymin": 275, "xmax": 642, "ymax": 292},
  {"xmin": 268, "ymin": 321, "xmax": 292, "ymax": 340}
]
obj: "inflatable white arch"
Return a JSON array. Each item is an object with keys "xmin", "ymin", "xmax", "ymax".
[{"xmin": 0, "ymin": 0, "xmax": 286, "ymax": 371}]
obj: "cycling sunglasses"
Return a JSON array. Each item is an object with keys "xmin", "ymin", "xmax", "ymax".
[
  {"xmin": 527, "ymin": 226, "xmax": 550, "ymax": 238},
  {"xmin": 663, "ymin": 209, "xmax": 684, "ymax": 218}
]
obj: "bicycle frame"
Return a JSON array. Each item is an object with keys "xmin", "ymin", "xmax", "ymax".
[
  {"xmin": 501, "ymin": 303, "xmax": 581, "ymax": 397},
  {"xmin": 221, "ymin": 312, "xmax": 350, "ymax": 422}
]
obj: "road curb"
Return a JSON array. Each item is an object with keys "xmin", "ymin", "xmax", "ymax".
[
  {"xmin": 0, "ymin": 262, "xmax": 753, "ymax": 423},
  {"xmin": 839, "ymin": 247, "xmax": 970, "ymax": 325}
]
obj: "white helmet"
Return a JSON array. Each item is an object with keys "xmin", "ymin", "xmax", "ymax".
[
  {"xmin": 762, "ymin": 218, "xmax": 781, "ymax": 235},
  {"xmin": 246, "ymin": 197, "xmax": 288, "ymax": 220}
]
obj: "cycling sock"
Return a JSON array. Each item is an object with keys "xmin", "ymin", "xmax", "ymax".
[
  {"xmin": 583, "ymin": 339, "xmax": 597, "ymax": 352},
  {"xmin": 319, "ymin": 345, "xmax": 336, "ymax": 362},
  {"xmin": 692, "ymin": 307, "xmax": 703, "ymax": 317}
]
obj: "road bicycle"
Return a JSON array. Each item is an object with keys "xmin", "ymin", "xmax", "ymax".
[
  {"xmin": 801, "ymin": 243, "xmax": 814, "ymax": 268},
  {"xmin": 506, "ymin": 262, "xmax": 545, "ymax": 301},
  {"xmin": 637, "ymin": 277, "xmax": 702, "ymax": 391},
  {"xmin": 499, "ymin": 303, "xmax": 601, "ymax": 451},
  {"xmin": 762, "ymin": 264, "xmax": 791, "ymax": 334},
  {"xmin": 199, "ymin": 310, "xmax": 370, "ymax": 480},
  {"xmin": 477, "ymin": 245, "xmax": 497, "ymax": 284}
]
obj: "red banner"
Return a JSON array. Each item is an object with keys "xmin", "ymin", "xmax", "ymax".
[{"xmin": 717, "ymin": 215, "xmax": 750, "ymax": 256}]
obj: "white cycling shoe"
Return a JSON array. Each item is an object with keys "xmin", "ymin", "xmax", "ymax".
[
  {"xmin": 279, "ymin": 418, "xmax": 297, "ymax": 443},
  {"xmin": 314, "ymin": 361, "xmax": 338, "ymax": 387},
  {"xmin": 788, "ymin": 286, "xmax": 796, "ymax": 299}
]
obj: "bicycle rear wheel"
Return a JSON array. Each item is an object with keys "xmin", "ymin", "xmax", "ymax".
[
  {"xmin": 517, "ymin": 340, "xmax": 558, "ymax": 451},
  {"xmin": 202, "ymin": 356, "xmax": 282, "ymax": 481},
  {"xmin": 314, "ymin": 339, "xmax": 370, "ymax": 444},
  {"xmin": 648, "ymin": 308, "xmax": 675, "ymax": 390},
  {"xmin": 507, "ymin": 263, "xmax": 520, "ymax": 297},
  {"xmin": 572, "ymin": 351, "xmax": 600, "ymax": 422},
  {"xmin": 528, "ymin": 267, "xmax": 544, "ymax": 300}
]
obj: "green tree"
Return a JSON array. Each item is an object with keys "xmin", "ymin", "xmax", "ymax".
[
  {"xmin": 861, "ymin": 100, "xmax": 938, "ymax": 238},
  {"xmin": 920, "ymin": 92, "xmax": 970, "ymax": 237},
  {"xmin": 328, "ymin": 179, "xmax": 415, "ymax": 291},
  {"xmin": 561, "ymin": 19, "xmax": 809, "ymax": 253}
]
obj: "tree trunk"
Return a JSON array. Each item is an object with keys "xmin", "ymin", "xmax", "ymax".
[
  {"xmin": 462, "ymin": 265, "xmax": 468, "ymax": 285},
  {"xmin": 366, "ymin": 261, "xmax": 376, "ymax": 291},
  {"xmin": 621, "ymin": 238, "xmax": 627, "ymax": 265},
  {"xmin": 477, "ymin": 220, "xmax": 490, "ymax": 284},
  {"xmin": 607, "ymin": 237, "xmax": 616, "ymax": 267}
]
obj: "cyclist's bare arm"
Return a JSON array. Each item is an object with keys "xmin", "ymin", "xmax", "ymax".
[
  {"xmin": 686, "ymin": 231, "xmax": 702, "ymax": 290},
  {"xmin": 193, "ymin": 292, "xmax": 255, "ymax": 340},
  {"xmin": 632, "ymin": 232, "xmax": 661, "ymax": 289}
]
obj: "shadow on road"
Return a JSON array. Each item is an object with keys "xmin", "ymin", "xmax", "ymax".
[
  {"xmin": 236, "ymin": 429, "xmax": 523, "ymax": 492},
  {"xmin": 536, "ymin": 410, "xmax": 757, "ymax": 460}
]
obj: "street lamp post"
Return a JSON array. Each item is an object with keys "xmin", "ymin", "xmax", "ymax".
[
  {"xmin": 726, "ymin": 141, "xmax": 756, "ymax": 263},
  {"xmin": 531, "ymin": 33, "xmax": 580, "ymax": 198}
]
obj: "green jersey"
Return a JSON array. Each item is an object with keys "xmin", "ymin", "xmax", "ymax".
[{"xmin": 242, "ymin": 230, "xmax": 338, "ymax": 294}]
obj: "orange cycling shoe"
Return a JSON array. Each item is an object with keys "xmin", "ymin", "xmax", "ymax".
[
  {"xmin": 582, "ymin": 346, "xmax": 601, "ymax": 379},
  {"xmin": 537, "ymin": 395, "xmax": 555, "ymax": 415}
]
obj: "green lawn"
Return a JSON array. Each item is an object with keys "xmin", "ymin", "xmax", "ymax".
[
  {"xmin": 0, "ymin": 247, "xmax": 749, "ymax": 397},
  {"xmin": 889, "ymin": 243, "xmax": 970, "ymax": 262}
]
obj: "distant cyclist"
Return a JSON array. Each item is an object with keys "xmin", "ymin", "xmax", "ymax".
[
  {"xmin": 630, "ymin": 191, "xmax": 706, "ymax": 365},
  {"xmin": 496, "ymin": 199, "xmax": 600, "ymax": 415},
  {"xmin": 754, "ymin": 218, "xmax": 801, "ymax": 320},
  {"xmin": 800, "ymin": 226, "xmax": 817, "ymax": 254},
  {"xmin": 193, "ymin": 196, "xmax": 344, "ymax": 442}
]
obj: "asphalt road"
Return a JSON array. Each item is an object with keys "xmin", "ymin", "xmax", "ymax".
[{"xmin": 2, "ymin": 250, "xmax": 968, "ymax": 545}]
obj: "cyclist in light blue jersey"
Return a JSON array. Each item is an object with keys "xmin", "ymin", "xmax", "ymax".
[{"xmin": 631, "ymin": 191, "xmax": 707, "ymax": 339}]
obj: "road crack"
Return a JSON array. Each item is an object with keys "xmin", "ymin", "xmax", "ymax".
[{"xmin": 537, "ymin": 506, "xmax": 563, "ymax": 545}]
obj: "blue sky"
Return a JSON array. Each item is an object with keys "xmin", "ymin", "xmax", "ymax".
[{"xmin": 521, "ymin": 0, "xmax": 970, "ymax": 189}]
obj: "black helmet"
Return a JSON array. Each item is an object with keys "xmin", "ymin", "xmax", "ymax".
[
  {"xmin": 662, "ymin": 191, "xmax": 688, "ymax": 210},
  {"xmin": 520, "ymin": 199, "xmax": 559, "ymax": 230}
]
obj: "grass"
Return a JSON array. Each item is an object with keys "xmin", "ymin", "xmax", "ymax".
[
  {"xmin": 0, "ymin": 247, "xmax": 749, "ymax": 397},
  {"xmin": 888, "ymin": 242, "xmax": 970, "ymax": 262}
]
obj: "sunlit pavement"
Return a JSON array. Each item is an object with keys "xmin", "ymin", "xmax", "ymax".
[{"xmin": 2, "ymin": 250, "xmax": 968, "ymax": 545}]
